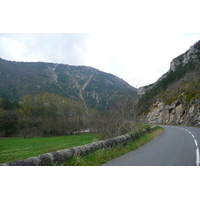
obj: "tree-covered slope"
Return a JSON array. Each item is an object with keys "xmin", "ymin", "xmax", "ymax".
[{"xmin": 0, "ymin": 58, "xmax": 137, "ymax": 111}]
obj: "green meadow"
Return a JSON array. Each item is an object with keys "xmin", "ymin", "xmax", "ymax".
[
  {"xmin": 0, "ymin": 133, "xmax": 100, "ymax": 164},
  {"xmin": 0, "ymin": 126, "xmax": 164, "ymax": 165}
]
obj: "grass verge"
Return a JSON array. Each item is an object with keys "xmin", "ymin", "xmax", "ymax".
[{"xmin": 63, "ymin": 126, "xmax": 164, "ymax": 166}]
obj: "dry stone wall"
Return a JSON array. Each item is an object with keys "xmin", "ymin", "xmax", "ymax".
[{"xmin": 0, "ymin": 126, "xmax": 158, "ymax": 166}]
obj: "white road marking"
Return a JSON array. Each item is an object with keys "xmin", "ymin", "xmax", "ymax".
[
  {"xmin": 194, "ymin": 139, "xmax": 198, "ymax": 147},
  {"xmin": 184, "ymin": 128, "xmax": 200, "ymax": 166},
  {"xmin": 196, "ymin": 148, "xmax": 200, "ymax": 166},
  {"xmin": 191, "ymin": 134, "xmax": 195, "ymax": 139}
]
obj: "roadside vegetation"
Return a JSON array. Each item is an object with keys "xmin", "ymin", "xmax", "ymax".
[
  {"xmin": 62, "ymin": 126, "xmax": 164, "ymax": 166},
  {"xmin": 0, "ymin": 125, "xmax": 164, "ymax": 165},
  {"xmin": 157, "ymin": 73, "xmax": 200, "ymax": 105}
]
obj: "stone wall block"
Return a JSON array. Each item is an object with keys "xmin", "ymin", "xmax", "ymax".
[
  {"xmin": 107, "ymin": 138, "xmax": 112, "ymax": 146},
  {"xmin": 90, "ymin": 143, "xmax": 96, "ymax": 152},
  {"xmin": 91, "ymin": 142, "xmax": 100, "ymax": 151},
  {"xmin": 25, "ymin": 157, "xmax": 41, "ymax": 166},
  {"xmin": 72, "ymin": 147, "xmax": 80, "ymax": 156},
  {"xmin": 112, "ymin": 138, "xmax": 118, "ymax": 146},
  {"xmin": 51, "ymin": 150, "xmax": 68, "ymax": 164},
  {"xmin": 79, "ymin": 146, "xmax": 86, "ymax": 155},
  {"xmin": 117, "ymin": 136, "xmax": 123, "ymax": 143},
  {"xmin": 93, "ymin": 142, "xmax": 100, "ymax": 150},
  {"xmin": 38, "ymin": 153, "xmax": 54, "ymax": 166},
  {"xmin": 125, "ymin": 134, "xmax": 132, "ymax": 140},
  {"xmin": 117, "ymin": 137, "xmax": 123, "ymax": 145},
  {"xmin": 100, "ymin": 140, "xmax": 107, "ymax": 148},
  {"xmin": 114, "ymin": 137, "xmax": 119, "ymax": 144},
  {"xmin": 80, "ymin": 146, "xmax": 88, "ymax": 155},
  {"xmin": 78, "ymin": 146, "xmax": 86, "ymax": 155},
  {"xmin": 82, "ymin": 145, "xmax": 91, "ymax": 154},
  {"xmin": 103, "ymin": 139, "xmax": 109, "ymax": 148},
  {"xmin": 85, "ymin": 144, "xmax": 93, "ymax": 153},
  {"xmin": 60, "ymin": 149, "xmax": 74, "ymax": 159},
  {"xmin": 113, "ymin": 138, "xmax": 119, "ymax": 146},
  {"xmin": 124, "ymin": 134, "xmax": 131, "ymax": 143},
  {"xmin": 88, "ymin": 144, "xmax": 96, "ymax": 152},
  {"xmin": 95, "ymin": 141, "xmax": 103, "ymax": 149},
  {"xmin": 108, "ymin": 139, "xmax": 113, "ymax": 147},
  {"xmin": 101, "ymin": 141, "xmax": 107, "ymax": 148},
  {"xmin": 73, "ymin": 147, "xmax": 83, "ymax": 156},
  {"xmin": 122, "ymin": 135, "xmax": 129, "ymax": 145},
  {"xmin": 8, "ymin": 160, "xmax": 28, "ymax": 166}
]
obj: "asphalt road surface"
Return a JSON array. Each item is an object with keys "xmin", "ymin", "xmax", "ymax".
[{"xmin": 103, "ymin": 125, "xmax": 200, "ymax": 166}]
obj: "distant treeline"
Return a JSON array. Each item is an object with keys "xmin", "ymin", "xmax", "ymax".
[
  {"xmin": 0, "ymin": 92, "xmax": 139, "ymax": 139},
  {"xmin": 0, "ymin": 93, "xmax": 100, "ymax": 138}
]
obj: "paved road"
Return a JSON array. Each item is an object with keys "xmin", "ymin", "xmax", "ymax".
[{"xmin": 103, "ymin": 125, "xmax": 200, "ymax": 166}]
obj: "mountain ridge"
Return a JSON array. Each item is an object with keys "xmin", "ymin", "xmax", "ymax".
[{"xmin": 0, "ymin": 57, "xmax": 137, "ymax": 111}]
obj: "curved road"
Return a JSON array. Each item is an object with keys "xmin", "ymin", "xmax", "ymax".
[{"xmin": 103, "ymin": 125, "xmax": 200, "ymax": 166}]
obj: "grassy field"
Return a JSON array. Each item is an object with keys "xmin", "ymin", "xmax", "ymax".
[
  {"xmin": 0, "ymin": 126, "xmax": 164, "ymax": 165},
  {"xmin": 63, "ymin": 126, "xmax": 164, "ymax": 166},
  {"xmin": 0, "ymin": 133, "xmax": 100, "ymax": 164}
]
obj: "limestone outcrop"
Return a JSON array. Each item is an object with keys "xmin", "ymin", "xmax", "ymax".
[{"xmin": 143, "ymin": 98, "xmax": 200, "ymax": 126}]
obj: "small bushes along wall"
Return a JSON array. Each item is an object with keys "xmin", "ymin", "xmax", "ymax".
[{"xmin": 0, "ymin": 126, "xmax": 158, "ymax": 166}]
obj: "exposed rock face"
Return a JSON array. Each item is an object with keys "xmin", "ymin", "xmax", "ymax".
[
  {"xmin": 183, "ymin": 46, "xmax": 199, "ymax": 64},
  {"xmin": 169, "ymin": 46, "xmax": 199, "ymax": 71},
  {"xmin": 143, "ymin": 98, "xmax": 200, "ymax": 126}
]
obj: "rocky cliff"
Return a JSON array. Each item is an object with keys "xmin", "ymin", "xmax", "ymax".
[
  {"xmin": 139, "ymin": 40, "xmax": 200, "ymax": 126},
  {"xmin": 142, "ymin": 98, "xmax": 200, "ymax": 126}
]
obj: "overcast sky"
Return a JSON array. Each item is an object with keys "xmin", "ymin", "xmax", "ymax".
[
  {"xmin": 1, "ymin": 1, "xmax": 200, "ymax": 88},
  {"xmin": 0, "ymin": 33, "xmax": 200, "ymax": 88}
]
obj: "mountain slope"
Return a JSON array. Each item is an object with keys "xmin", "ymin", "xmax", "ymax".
[
  {"xmin": 0, "ymin": 58, "xmax": 137, "ymax": 111},
  {"xmin": 138, "ymin": 40, "xmax": 200, "ymax": 126}
]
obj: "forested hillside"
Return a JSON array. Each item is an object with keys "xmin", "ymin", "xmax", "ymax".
[
  {"xmin": 0, "ymin": 58, "xmax": 137, "ymax": 138},
  {"xmin": 0, "ymin": 58, "xmax": 137, "ymax": 111}
]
